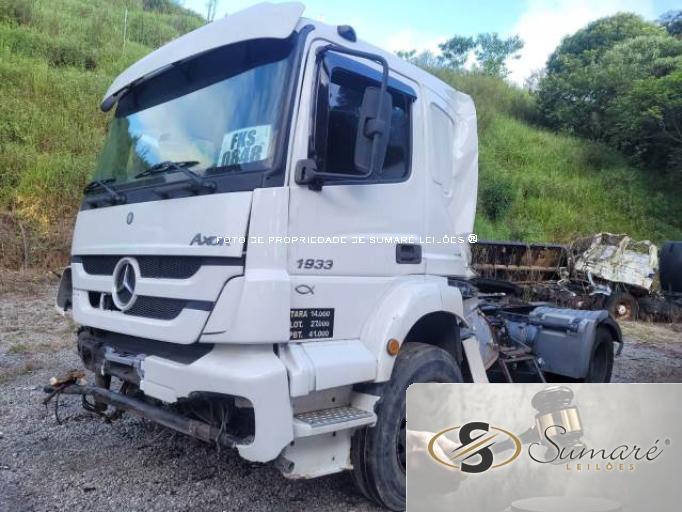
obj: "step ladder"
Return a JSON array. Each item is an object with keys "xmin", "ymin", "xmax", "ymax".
[
  {"xmin": 497, "ymin": 345, "xmax": 546, "ymax": 383},
  {"xmin": 293, "ymin": 406, "xmax": 376, "ymax": 437}
]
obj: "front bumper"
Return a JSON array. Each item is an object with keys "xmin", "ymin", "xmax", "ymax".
[{"xmin": 78, "ymin": 331, "xmax": 293, "ymax": 463}]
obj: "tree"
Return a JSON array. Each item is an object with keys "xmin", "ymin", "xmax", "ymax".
[
  {"xmin": 143, "ymin": 0, "xmax": 177, "ymax": 12},
  {"xmin": 396, "ymin": 49, "xmax": 444, "ymax": 68},
  {"xmin": 396, "ymin": 49, "xmax": 416, "ymax": 61},
  {"xmin": 603, "ymin": 37, "xmax": 682, "ymax": 168},
  {"xmin": 438, "ymin": 35, "xmax": 475, "ymax": 69},
  {"xmin": 206, "ymin": 0, "xmax": 218, "ymax": 22},
  {"xmin": 406, "ymin": 33, "xmax": 523, "ymax": 77},
  {"xmin": 538, "ymin": 13, "xmax": 665, "ymax": 137},
  {"xmin": 474, "ymin": 33, "xmax": 523, "ymax": 77},
  {"xmin": 537, "ymin": 13, "xmax": 682, "ymax": 172},
  {"xmin": 545, "ymin": 13, "xmax": 663, "ymax": 74},
  {"xmin": 659, "ymin": 10, "xmax": 682, "ymax": 38},
  {"xmin": 524, "ymin": 68, "xmax": 546, "ymax": 92}
]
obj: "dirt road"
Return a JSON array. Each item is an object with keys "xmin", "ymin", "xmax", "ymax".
[{"xmin": 1, "ymin": 280, "xmax": 680, "ymax": 511}]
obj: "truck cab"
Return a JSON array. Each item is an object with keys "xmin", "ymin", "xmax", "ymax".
[{"xmin": 53, "ymin": 3, "xmax": 621, "ymax": 510}]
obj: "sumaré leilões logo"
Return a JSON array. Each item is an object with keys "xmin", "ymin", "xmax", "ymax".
[
  {"xmin": 428, "ymin": 422, "xmax": 522, "ymax": 473},
  {"xmin": 428, "ymin": 421, "xmax": 668, "ymax": 473}
]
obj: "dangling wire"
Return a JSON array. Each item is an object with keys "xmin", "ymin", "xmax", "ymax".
[{"xmin": 43, "ymin": 383, "xmax": 69, "ymax": 425}]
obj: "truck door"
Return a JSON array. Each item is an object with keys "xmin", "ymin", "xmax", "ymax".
[{"xmin": 286, "ymin": 45, "xmax": 425, "ymax": 341}]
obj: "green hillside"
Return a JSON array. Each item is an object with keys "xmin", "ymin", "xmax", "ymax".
[
  {"xmin": 437, "ymin": 71, "xmax": 682, "ymax": 243},
  {"xmin": 1, "ymin": 0, "xmax": 680, "ymax": 270},
  {"xmin": 0, "ymin": 0, "xmax": 204, "ymax": 268}
]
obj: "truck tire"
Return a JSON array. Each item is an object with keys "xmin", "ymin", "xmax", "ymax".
[
  {"xmin": 606, "ymin": 291, "xmax": 638, "ymax": 321},
  {"xmin": 584, "ymin": 327, "xmax": 615, "ymax": 383},
  {"xmin": 351, "ymin": 342, "xmax": 463, "ymax": 511}
]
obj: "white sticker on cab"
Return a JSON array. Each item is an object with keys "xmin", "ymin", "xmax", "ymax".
[{"xmin": 218, "ymin": 125, "xmax": 271, "ymax": 167}]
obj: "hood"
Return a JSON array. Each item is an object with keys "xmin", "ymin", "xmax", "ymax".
[{"xmin": 72, "ymin": 192, "xmax": 251, "ymax": 258}]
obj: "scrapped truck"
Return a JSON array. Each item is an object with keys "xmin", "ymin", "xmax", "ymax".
[
  {"xmin": 48, "ymin": 3, "xmax": 622, "ymax": 510},
  {"xmin": 569, "ymin": 233, "xmax": 659, "ymax": 320},
  {"xmin": 471, "ymin": 234, "xmax": 677, "ymax": 321}
]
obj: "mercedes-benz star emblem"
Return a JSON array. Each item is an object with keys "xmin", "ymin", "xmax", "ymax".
[{"xmin": 112, "ymin": 257, "xmax": 139, "ymax": 311}]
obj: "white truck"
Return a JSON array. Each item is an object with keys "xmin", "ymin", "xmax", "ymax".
[{"xmin": 50, "ymin": 3, "xmax": 622, "ymax": 510}]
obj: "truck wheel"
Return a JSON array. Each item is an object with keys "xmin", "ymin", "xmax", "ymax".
[
  {"xmin": 607, "ymin": 291, "xmax": 638, "ymax": 321},
  {"xmin": 351, "ymin": 342, "xmax": 462, "ymax": 511},
  {"xmin": 584, "ymin": 327, "xmax": 615, "ymax": 383}
]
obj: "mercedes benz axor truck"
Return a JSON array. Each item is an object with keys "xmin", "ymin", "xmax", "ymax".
[{"xmin": 51, "ymin": 3, "xmax": 622, "ymax": 510}]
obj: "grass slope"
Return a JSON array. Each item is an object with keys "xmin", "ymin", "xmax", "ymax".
[
  {"xmin": 436, "ymin": 70, "xmax": 682, "ymax": 244},
  {"xmin": 0, "ymin": 0, "xmax": 203, "ymax": 268},
  {"xmin": 0, "ymin": 0, "xmax": 680, "ymax": 269}
]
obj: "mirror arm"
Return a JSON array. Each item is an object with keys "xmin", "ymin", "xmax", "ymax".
[
  {"xmin": 295, "ymin": 159, "xmax": 324, "ymax": 191},
  {"xmin": 295, "ymin": 159, "xmax": 374, "ymax": 191}
]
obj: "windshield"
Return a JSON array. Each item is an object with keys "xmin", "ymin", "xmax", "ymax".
[{"xmin": 92, "ymin": 35, "xmax": 298, "ymax": 193}]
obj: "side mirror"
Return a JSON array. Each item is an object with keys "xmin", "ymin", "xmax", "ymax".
[
  {"xmin": 295, "ymin": 45, "xmax": 393, "ymax": 190},
  {"xmin": 354, "ymin": 86, "xmax": 393, "ymax": 175}
]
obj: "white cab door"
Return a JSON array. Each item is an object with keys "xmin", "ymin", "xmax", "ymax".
[{"xmin": 285, "ymin": 41, "xmax": 425, "ymax": 341}]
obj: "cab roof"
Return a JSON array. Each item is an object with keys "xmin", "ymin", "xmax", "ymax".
[
  {"xmin": 102, "ymin": 2, "xmax": 305, "ymax": 106},
  {"xmin": 103, "ymin": 2, "xmax": 466, "ymax": 114}
]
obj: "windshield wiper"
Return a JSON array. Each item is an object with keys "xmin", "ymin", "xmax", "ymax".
[
  {"xmin": 134, "ymin": 160, "xmax": 200, "ymax": 179},
  {"xmin": 135, "ymin": 161, "xmax": 216, "ymax": 196},
  {"xmin": 83, "ymin": 178, "xmax": 126, "ymax": 205}
]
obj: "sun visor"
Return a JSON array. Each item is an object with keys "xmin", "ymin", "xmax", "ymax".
[{"xmin": 101, "ymin": 2, "xmax": 305, "ymax": 110}]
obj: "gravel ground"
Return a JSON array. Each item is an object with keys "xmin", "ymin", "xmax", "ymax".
[
  {"xmin": 0, "ymin": 283, "xmax": 380, "ymax": 512},
  {"xmin": 613, "ymin": 320, "xmax": 682, "ymax": 382},
  {"xmin": 1, "ymin": 281, "xmax": 680, "ymax": 511}
]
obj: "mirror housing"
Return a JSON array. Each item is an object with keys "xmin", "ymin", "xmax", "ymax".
[{"xmin": 354, "ymin": 86, "xmax": 393, "ymax": 175}]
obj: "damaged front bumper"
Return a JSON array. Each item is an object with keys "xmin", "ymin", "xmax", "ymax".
[
  {"xmin": 44, "ymin": 381, "xmax": 242, "ymax": 447},
  {"xmin": 62, "ymin": 330, "xmax": 294, "ymax": 463}
]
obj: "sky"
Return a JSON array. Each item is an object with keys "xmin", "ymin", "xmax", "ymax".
[{"xmin": 182, "ymin": 0, "xmax": 680, "ymax": 85}]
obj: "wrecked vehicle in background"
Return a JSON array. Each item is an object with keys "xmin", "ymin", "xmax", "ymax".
[
  {"xmin": 472, "ymin": 233, "xmax": 681, "ymax": 322},
  {"xmin": 569, "ymin": 233, "xmax": 658, "ymax": 320}
]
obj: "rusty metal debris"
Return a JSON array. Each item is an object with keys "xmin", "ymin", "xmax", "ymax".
[
  {"xmin": 471, "ymin": 235, "xmax": 681, "ymax": 322},
  {"xmin": 471, "ymin": 240, "xmax": 566, "ymax": 283}
]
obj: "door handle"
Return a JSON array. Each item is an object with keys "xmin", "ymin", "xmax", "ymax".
[{"xmin": 396, "ymin": 243, "xmax": 422, "ymax": 264}]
